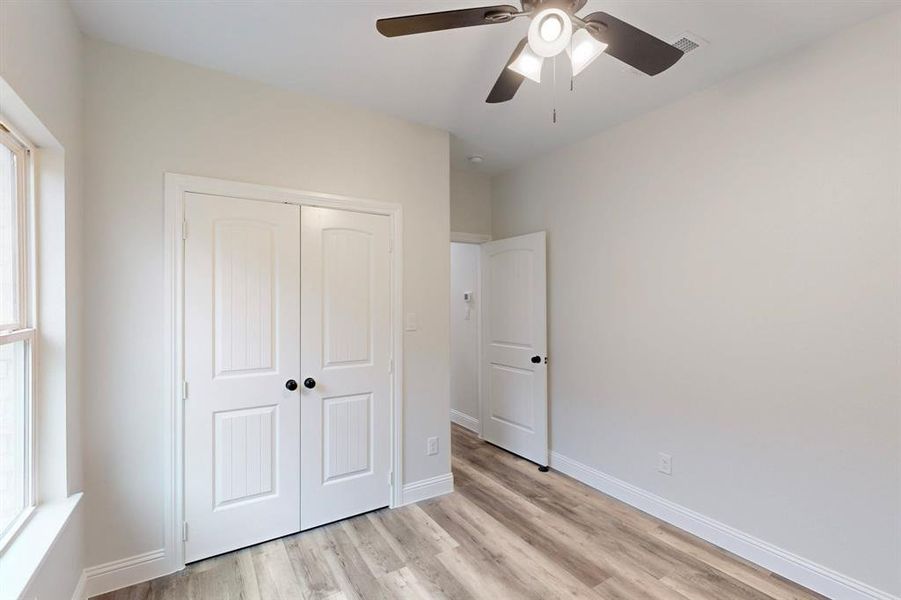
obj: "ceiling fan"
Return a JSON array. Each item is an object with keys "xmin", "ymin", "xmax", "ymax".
[{"xmin": 376, "ymin": 0, "xmax": 684, "ymax": 103}]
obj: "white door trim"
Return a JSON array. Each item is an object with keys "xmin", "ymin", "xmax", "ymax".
[{"xmin": 163, "ymin": 173, "xmax": 404, "ymax": 574}]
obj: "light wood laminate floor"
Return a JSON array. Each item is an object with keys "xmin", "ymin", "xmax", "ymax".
[{"xmin": 97, "ymin": 424, "xmax": 826, "ymax": 600}]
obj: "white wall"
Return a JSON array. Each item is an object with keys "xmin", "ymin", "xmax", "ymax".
[
  {"xmin": 492, "ymin": 10, "xmax": 900, "ymax": 597},
  {"xmin": 0, "ymin": 1, "xmax": 85, "ymax": 598},
  {"xmin": 82, "ymin": 38, "xmax": 451, "ymax": 571},
  {"xmin": 0, "ymin": 0, "xmax": 84, "ymax": 501},
  {"xmin": 450, "ymin": 242, "xmax": 481, "ymax": 431},
  {"xmin": 450, "ymin": 168, "xmax": 491, "ymax": 236}
]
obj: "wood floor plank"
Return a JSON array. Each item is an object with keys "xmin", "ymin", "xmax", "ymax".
[
  {"xmin": 320, "ymin": 523, "xmax": 389, "ymax": 600},
  {"xmin": 595, "ymin": 573, "xmax": 693, "ymax": 600},
  {"xmin": 450, "ymin": 461, "xmax": 615, "ymax": 586},
  {"xmin": 422, "ymin": 491, "xmax": 606, "ymax": 599},
  {"xmin": 251, "ymin": 539, "xmax": 305, "ymax": 599},
  {"xmin": 99, "ymin": 423, "xmax": 826, "ymax": 600},
  {"xmin": 397, "ymin": 550, "xmax": 475, "ymax": 600},
  {"xmin": 379, "ymin": 566, "xmax": 437, "ymax": 599},
  {"xmin": 340, "ymin": 516, "xmax": 406, "ymax": 578},
  {"xmin": 650, "ymin": 525, "xmax": 827, "ymax": 600},
  {"xmin": 284, "ymin": 527, "xmax": 344, "ymax": 599}
]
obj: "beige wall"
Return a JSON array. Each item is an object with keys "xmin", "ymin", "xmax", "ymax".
[
  {"xmin": 0, "ymin": 0, "xmax": 84, "ymax": 499},
  {"xmin": 492, "ymin": 10, "xmax": 900, "ymax": 596},
  {"xmin": 450, "ymin": 168, "xmax": 491, "ymax": 236},
  {"xmin": 450, "ymin": 242, "xmax": 481, "ymax": 425},
  {"xmin": 82, "ymin": 39, "xmax": 451, "ymax": 568},
  {"xmin": 0, "ymin": 1, "xmax": 85, "ymax": 598}
]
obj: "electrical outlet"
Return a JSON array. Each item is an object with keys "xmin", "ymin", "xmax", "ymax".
[
  {"xmin": 427, "ymin": 437, "xmax": 439, "ymax": 456},
  {"xmin": 657, "ymin": 452, "xmax": 672, "ymax": 475}
]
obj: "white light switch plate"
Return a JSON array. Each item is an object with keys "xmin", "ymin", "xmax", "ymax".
[{"xmin": 405, "ymin": 312, "xmax": 418, "ymax": 331}]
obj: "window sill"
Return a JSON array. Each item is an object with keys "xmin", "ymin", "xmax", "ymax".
[
  {"xmin": 0, "ymin": 505, "xmax": 37, "ymax": 555},
  {"xmin": 0, "ymin": 492, "xmax": 82, "ymax": 600}
]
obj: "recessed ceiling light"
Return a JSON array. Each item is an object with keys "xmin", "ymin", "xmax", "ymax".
[{"xmin": 468, "ymin": 155, "xmax": 484, "ymax": 164}]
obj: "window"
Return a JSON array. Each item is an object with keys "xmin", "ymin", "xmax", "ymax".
[{"xmin": 0, "ymin": 123, "xmax": 33, "ymax": 543}]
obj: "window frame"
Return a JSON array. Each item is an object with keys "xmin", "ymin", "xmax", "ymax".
[{"xmin": 0, "ymin": 121, "xmax": 36, "ymax": 553}]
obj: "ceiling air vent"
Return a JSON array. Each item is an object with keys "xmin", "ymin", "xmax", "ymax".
[{"xmin": 671, "ymin": 32, "xmax": 707, "ymax": 54}]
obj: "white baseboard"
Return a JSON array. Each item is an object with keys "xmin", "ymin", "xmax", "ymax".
[
  {"xmin": 83, "ymin": 548, "xmax": 172, "ymax": 598},
  {"xmin": 450, "ymin": 409, "xmax": 480, "ymax": 434},
  {"xmin": 550, "ymin": 451, "xmax": 898, "ymax": 600},
  {"xmin": 401, "ymin": 473, "xmax": 454, "ymax": 506}
]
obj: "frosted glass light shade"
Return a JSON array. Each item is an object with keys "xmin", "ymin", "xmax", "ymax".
[
  {"xmin": 507, "ymin": 44, "xmax": 544, "ymax": 83},
  {"xmin": 567, "ymin": 28, "xmax": 608, "ymax": 76}
]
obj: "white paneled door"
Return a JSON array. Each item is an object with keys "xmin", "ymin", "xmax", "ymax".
[
  {"xmin": 300, "ymin": 206, "xmax": 392, "ymax": 530},
  {"xmin": 184, "ymin": 195, "xmax": 392, "ymax": 561},
  {"xmin": 480, "ymin": 232, "xmax": 548, "ymax": 467},
  {"xmin": 184, "ymin": 193, "xmax": 301, "ymax": 563}
]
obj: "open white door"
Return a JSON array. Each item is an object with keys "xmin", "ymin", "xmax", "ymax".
[
  {"xmin": 300, "ymin": 206, "xmax": 392, "ymax": 530},
  {"xmin": 480, "ymin": 231, "xmax": 548, "ymax": 467},
  {"xmin": 184, "ymin": 193, "xmax": 301, "ymax": 562}
]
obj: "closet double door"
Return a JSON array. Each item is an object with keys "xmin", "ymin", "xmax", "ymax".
[{"xmin": 183, "ymin": 193, "xmax": 392, "ymax": 562}]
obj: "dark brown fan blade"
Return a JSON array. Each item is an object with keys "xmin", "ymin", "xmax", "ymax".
[
  {"xmin": 377, "ymin": 5, "xmax": 519, "ymax": 37},
  {"xmin": 582, "ymin": 12, "xmax": 683, "ymax": 76},
  {"xmin": 486, "ymin": 38, "xmax": 528, "ymax": 103}
]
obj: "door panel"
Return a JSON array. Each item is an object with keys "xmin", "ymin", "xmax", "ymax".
[
  {"xmin": 214, "ymin": 405, "xmax": 276, "ymax": 506},
  {"xmin": 214, "ymin": 221, "xmax": 275, "ymax": 375},
  {"xmin": 480, "ymin": 232, "xmax": 548, "ymax": 466},
  {"xmin": 323, "ymin": 393, "xmax": 372, "ymax": 482},
  {"xmin": 184, "ymin": 193, "xmax": 300, "ymax": 562},
  {"xmin": 300, "ymin": 206, "xmax": 392, "ymax": 530},
  {"xmin": 488, "ymin": 364, "xmax": 535, "ymax": 431}
]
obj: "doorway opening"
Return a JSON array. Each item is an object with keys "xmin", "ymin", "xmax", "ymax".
[{"xmin": 449, "ymin": 231, "xmax": 549, "ymax": 473}]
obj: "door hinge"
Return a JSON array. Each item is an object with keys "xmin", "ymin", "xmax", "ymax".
[
  {"xmin": 182, "ymin": 381, "xmax": 189, "ymax": 400},
  {"xmin": 182, "ymin": 220, "xmax": 188, "ymax": 240},
  {"xmin": 182, "ymin": 522, "xmax": 189, "ymax": 542},
  {"xmin": 388, "ymin": 235, "xmax": 393, "ymax": 253},
  {"xmin": 389, "ymin": 471, "xmax": 394, "ymax": 486},
  {"xmin": 389, "ymin": 359, "xmax": 394, "ymax": 374}
]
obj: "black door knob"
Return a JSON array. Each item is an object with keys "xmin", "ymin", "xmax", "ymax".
[
  {"xmin": 304, "ymin": 378, "xmax": 316, "ymax": 389},
  {"xmin": 531, "ymin": 355, "xmax": 541, "ymax": 364},
  {"xmin": 285, "ymin": 379, "xmax": 298, "ymax": 391}
]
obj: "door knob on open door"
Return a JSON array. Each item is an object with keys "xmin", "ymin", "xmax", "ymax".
[
  {"xmin": 304, "ymin": 378, "xmax": 316, "ymax": 389},
  {"xmin": 285, "ymin": 379, "xmax": 298, "ymax": 391}
]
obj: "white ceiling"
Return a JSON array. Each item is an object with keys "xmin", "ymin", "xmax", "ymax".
[{"xmin": 70, "ymin": 0, "xmax": 897, "ymax": 173}]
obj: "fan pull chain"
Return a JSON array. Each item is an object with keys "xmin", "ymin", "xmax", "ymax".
[
  {"xmin": 552, "ymin": 56, "xmax": 557, "ymax": 124},
  {"xmin": 569, "ymin": 38, "xmax": 574, "ymax": 92}
]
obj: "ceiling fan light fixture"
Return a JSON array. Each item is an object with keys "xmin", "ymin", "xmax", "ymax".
[
  {"xmin": 539, "ymin": 14, "xmax": 563, "ymax": 42},
  {"xmin": 527, "ymin": 8, "xmax": 572, "ymax": 58},
  {"xmin": 507, "ymin": 43, "xmax": 544, "ymax": 83},
  {"xmin": 567, "ymin": 28, "xmax": 608, "ymax": 76}
]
